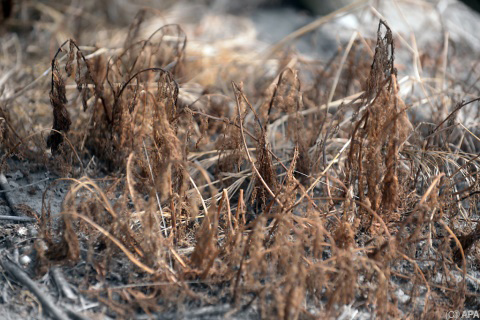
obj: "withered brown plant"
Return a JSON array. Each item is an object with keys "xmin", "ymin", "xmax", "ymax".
[{"xmin": 347, "ymin": 20, "xmax": 411, "ymax": 216}]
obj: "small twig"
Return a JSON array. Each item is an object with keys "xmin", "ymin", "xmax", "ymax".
[
  {"xmin": 0, "ymin": 215, "xmax": 36, "ymax": 223},
  {"xmin": 0, "ymin": 178, "xmax": 50, "ymax": 193},
  {"xmin": 0, "ymin": 256, "xmax": 70, "ymax": 320},
  {"xmin": 51, "ymin": 267, "xmax": 77, "ymax": 300},
  {"xmin": 0, "ymin": 173, "xmax": 19, "ymax": 216}
]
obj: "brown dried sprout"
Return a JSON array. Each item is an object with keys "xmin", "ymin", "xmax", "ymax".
[
  {"xmin": 347, "ymin": 20, "xmax": 411, "ymax": 216},
  {"xmin": 47, "ymin": 40, "xmax": 98, "ymax": 153}
]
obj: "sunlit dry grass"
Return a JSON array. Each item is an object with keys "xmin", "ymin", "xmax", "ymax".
[{"xmin": 0, "ymin": 1, "xmax": 479, "ymax": 319}]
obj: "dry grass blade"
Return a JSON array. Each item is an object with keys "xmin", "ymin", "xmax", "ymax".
[
  {"xmin": 232, "ymin": 82, "xmax": 283, "ymax": 210},
  {"xmin": 65, "ymin": 212, "xmax": 155, "ymax": 274},
  {"xmin": 265, "ymin": 0, "xmax": 368, "ymax": 58}
]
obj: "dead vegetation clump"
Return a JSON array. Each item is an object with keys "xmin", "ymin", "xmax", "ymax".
[{"xmin": 0, "ymin": 2, "xmax": 480, "ymax": 319}]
